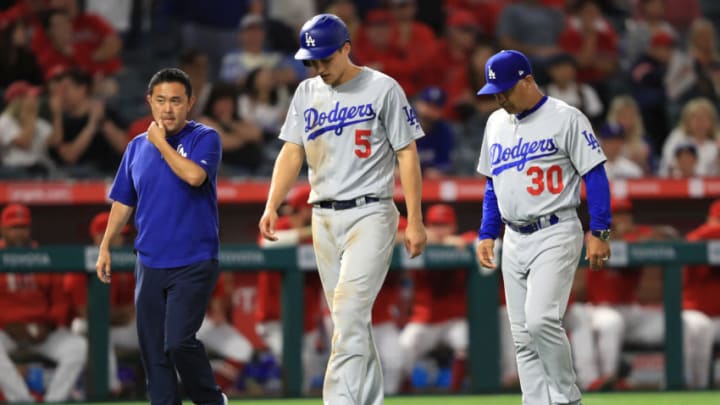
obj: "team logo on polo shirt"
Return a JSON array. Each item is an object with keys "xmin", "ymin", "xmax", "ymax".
[{"xmin": 177, "ymin": 144, "xmax": 187, "ymax": 157}]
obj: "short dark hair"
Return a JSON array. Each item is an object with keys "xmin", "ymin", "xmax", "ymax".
[
  {"xmin": 147, "ymin": 68, "xmax": 192, "ymax": 98},
  {"xmin": 65, "ymin": 67, "xmax": 93, "ymax": 89}
]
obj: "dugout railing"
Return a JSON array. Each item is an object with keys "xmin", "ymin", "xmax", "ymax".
[{"xmin": 0, "ymin": 241, "xmax": 701, "ymax": 400}]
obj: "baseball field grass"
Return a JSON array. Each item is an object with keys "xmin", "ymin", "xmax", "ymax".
[{"xmin": 84, "ymin": 391, "xmax": 719, "ymax": 405}]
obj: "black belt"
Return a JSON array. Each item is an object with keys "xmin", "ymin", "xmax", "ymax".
[
  {"xmin": 315, "ymin": 196, "xmax": 380, "ymax": 210},
  {"xmin": 504, "ymin": 213, "xmax": 559, "ymax": 235}
]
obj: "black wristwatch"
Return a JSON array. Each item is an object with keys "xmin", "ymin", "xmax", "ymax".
[{"xmin": 591, "ymin": 229, "xmax": 611, "ymax": 241}]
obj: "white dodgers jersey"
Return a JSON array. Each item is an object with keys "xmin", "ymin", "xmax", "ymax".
[
  {"xmin": 477, "ymin": 97, "xmax": 606, "ymax": 223},
  {"xmin": 279, "ymin": 67, "xmax": 424, "ymax": 202}
]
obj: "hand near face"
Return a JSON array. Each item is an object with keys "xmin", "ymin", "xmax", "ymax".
[{"xmin": 147, "ymin": 121, "xmax": 167, "ymax": 149}]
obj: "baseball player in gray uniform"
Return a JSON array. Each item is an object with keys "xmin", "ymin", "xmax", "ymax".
[
  {"xmin": 258, "ymin": 14, "xmax": 427, "ymax": 405},
  {"xmin": 475, "ymin": 50, "xmax": 612, "ymax": 405}
]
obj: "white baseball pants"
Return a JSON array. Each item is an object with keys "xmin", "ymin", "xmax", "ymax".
[
  {"xmin": 502, "ymin": 218, "xmax": 583, "ymax": 405},
  {"xmin": 312, "ymin": 200, "xmax": 398, "ymax": 405}
]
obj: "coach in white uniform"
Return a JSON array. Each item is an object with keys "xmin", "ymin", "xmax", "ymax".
[
  {"xmin": 475, "ymin": 50, "xmax": 612, "ymax": 405},
  {"xmin": 259, "ymin": 14, "xmax": 427, "ymax": 405}
]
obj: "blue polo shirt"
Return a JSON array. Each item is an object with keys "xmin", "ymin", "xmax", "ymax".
[{"xmin": 109, "ymin": 121, "xmax": 222, "ymax": 268}]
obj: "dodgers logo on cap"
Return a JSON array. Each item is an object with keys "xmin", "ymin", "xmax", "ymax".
[{"xmin": 477, "ymin": 50, "xmax": 533, "ymax": 95}]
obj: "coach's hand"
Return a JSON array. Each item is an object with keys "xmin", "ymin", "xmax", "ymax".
[
  {"xmin": 147, "ymin": 121, "xmax": 167, "ymax": 148},
  {"xmin": 476, "ymin": 238, "xmax": 497, "ymax": 269},
  {"xmin": 96, "ymin": 246, "xmax": 112, "ymax": 283},
  {"xmin": 586, "ymin": 235, "xmax": 611, "ymax": 270},
  {"xmin": 259, "ymin": 209, "xmax": 279, "ymax": 242},
  {"xmin": 404, "ymin": 220, "xmax": 427, "ymax": 258}
]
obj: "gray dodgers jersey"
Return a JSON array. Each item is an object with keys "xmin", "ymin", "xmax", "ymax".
[
  {"xmin": 280, "ymin": 67, "xmax": 424, "ymax": 202},
  {"xmin": 477, "ymin": 97, "xmax": 606, "ymax": 224}
]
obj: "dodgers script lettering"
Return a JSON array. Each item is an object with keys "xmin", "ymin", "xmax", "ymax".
[
  {"xmin": 490, "ymin": 137, "xmax": 558, "ymax": 175},
  {"xmin": 304, "ymin": 102, "xmax": 376, "ymax": 140}
]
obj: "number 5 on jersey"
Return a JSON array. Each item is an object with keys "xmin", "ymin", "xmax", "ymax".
[
  {"xmin": 354, "ymin": 129, "xmax": 371, "ymax": 158},
  {"xmin": 526, "ymin": 165, "xmax": 564, "ymax": 195}
]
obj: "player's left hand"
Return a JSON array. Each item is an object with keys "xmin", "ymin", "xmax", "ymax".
[
  {"xmin": 586, "ymin": 235, "xmax": 611, "ymax": 270},
  {"xmin": 259, "ymin": 209, "xmax": 279, "ymax": 241},
  {"xmin": 147, "ymin": 121, "xmax": 167, "ymax": 148},
  {"xmin": 404, "ymin": 220, "xmax": 427, "ymax": 258}
]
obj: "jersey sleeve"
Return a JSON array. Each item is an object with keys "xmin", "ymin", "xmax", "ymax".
[
  {"xmin": 381, "ymin": 81, "xmax": 425, "ymax": 151},
  {"xmin": 109, "ymin": 140, "xmax": 138, "ymax": 206},
  {"xmin": 564, "ymin": 110, "xmax": 607, "ymax": 175},
  {"xmin": 476, "ymin": 117, "xmax": 494, "ymax": 177},
  {"xmin": 278, "ymin": 85, "xmax": 306, "ymax": 145},
  {"xmin": 189, "ymin": 128, "xmax": 222, "ymax": 181}
]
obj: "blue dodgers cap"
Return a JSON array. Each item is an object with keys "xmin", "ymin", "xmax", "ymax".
[
  {"xmin": 477, "ymin": 50, "xmax": 532, "ymax": 95},
  {"xmin": 295, "ymin": 14, "xmax": 350, "ymax": 61}
]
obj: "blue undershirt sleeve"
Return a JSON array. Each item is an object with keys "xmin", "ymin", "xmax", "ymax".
[
  {"xmin": 582, "ymin": 163, "xmax": 611, "ymax": 230},
  {"xmin": 478, "ymin": 178, "xmax": 502, "ymax": 240}
]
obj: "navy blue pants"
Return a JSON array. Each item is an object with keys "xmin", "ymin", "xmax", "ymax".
[{"xmin": 135, "ymin": 259, "xmax": 222, "ymax": 405}]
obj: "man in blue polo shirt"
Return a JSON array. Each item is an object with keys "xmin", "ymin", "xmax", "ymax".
[{"xmin": 95, "ymin": 68, "xmax": 225, "ymax": 405}]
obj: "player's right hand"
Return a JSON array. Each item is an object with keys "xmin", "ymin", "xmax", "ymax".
[
  {"xmin": 259, "ymin": 209, "xmax": 279, "ymax": 241},
  {"xmin": 476, "ymin": 238, "xmax": 497, "ymax": 269},
  {"xmin": 96, "ymin": 247, "xmax": 112, "ymax": 283}
]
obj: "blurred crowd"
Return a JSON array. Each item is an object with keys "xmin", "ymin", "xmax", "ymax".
[
  {"xmin": 1, "ymin": 0, "xmax": 720, "ymax": 179},
  {"xmin": 2, "ymin": 0, "xmax": 720, "ymax": 401},
  {"xmin": 2, "ymin": 189, "xmax": 720, "ymax": 400}
]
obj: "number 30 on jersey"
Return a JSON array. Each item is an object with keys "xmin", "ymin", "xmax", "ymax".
[{"xmin": 526, "ymin": 165, "xmax": 564, "ymax": 195}]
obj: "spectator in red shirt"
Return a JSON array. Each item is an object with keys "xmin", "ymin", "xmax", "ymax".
[
  {"xmin": 0, "ymin": 203, "xmax": 87, "ymax": 402},
  {"xmin": 582, "ymin": 199, "xmax": 707, "ymax": 390},
  {"xmin": 387, "ymin": 0, "xmax": 438, "ymax": 96},
  {"xmin": 430, "ymin": 10, "xmax": 478, "ymax": 120},
  {"xmin": 681, "ymin": 200, "xmax": 720, "ymax": 389},
  {"xmin": 558, "ymin": 0, "xmax": 618, "ymax": 86},
  {"xmin": 369, "ymin": 216, "xmax": 409, "ymax": 394},
  {"xmin": 32, "ymin": 0, "xmax": 122, "ymax": 96},
  {"xmin": 352, "ymin": 9, "xmax": 420, "ymax": 96},
  {"xmin": 399, "ymin": 204, "xmax": 472, "ymax": 392},
  {"xmin": 254, "ymin": 184, "xmax": 328, "ymax": 393},
  {"xmin": 444, "ymin": 0, "xmax": 504, "ymax": 38}
]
